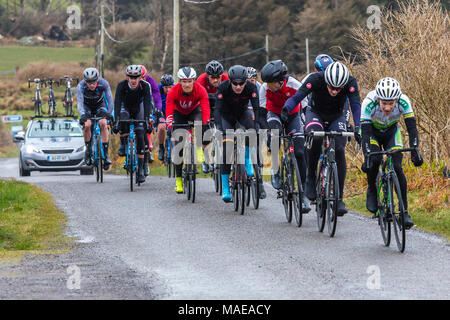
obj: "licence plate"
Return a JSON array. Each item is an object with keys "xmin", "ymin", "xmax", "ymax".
[{"xmin": 47, "ymin": 155, "xmax": 69, "ymax": 162}]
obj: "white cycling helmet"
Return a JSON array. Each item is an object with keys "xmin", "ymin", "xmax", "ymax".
[
  {"xmin": 324, "ymin": 62, "xmax": 349, "ymax": 88},
  {"xmin": 177, "ymin": 67, "xmax": 197, "ymax": 80},
  {"xmin": 83, "ymin": 67, "xmax": 99, "ymax": 81},
  {"xmin": 375, "ymin": 77, "xmax": 402, "ymax": 100},
  {"xmin": 247, "ymin": 67, "xmax": 258, "ymax": 79},
  {"xmin": 126, "ymin": 65, "xmax": 142, "ymax": 77}
]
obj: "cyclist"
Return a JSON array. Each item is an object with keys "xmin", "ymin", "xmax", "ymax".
[
  {"xmin": 197, "ymin": 60, "xmax": 229, "ymax": 173},
  {"xmin": 140, "ymin": 65, "xmax": 162, "ymax": 167},
  {"xmin": 113, "ymin": 65, "xmax": 154, "ymax": 184},
  {"xmin": 77, "ymin": 67, "xmax": 114, "ymax": 170},
  {"xmin": 361, "ymin": 77, "xmax": 423, "ymax": 229},
  {"xmin": 157, "ymin": 73, "xmax": 175, "ymax": 161},
  {"xmin": 214, "ymin": 65, "xmax": 258, "ymax": 203},
  {"xmin": 165, "ymin": 67, "xmax": 210, "ymax": 194},
  {"xmin": 247, "ymin": 66, "xmax": 267, "ymax": 199},
  {"xmin": 283, "ymin": 61, "xmax": 361, "ymax": 216},
  {"xmin": 259, "ymin": 60, "xmax": 310, "ymax": 213}
]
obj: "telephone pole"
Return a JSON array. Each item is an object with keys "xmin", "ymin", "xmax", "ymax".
[
  {"xmin": 100, "ymin": 1, "xmax": 105, "ymax": 77},
  {"xmin": 305, "ymin": 38, "xmax": 310, "ymax": 74},
  {"xmin": 265, "ymin": 35, "xmax": 269, "ymax": 64},
  {"xmin": 173, "ymin": 0, "xmax": 180, "ymax": 81}
]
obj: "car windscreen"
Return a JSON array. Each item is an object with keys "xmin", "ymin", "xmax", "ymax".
[{"xmin": 28, "ymin": 120, "xmax": 83, "ymax": 138}]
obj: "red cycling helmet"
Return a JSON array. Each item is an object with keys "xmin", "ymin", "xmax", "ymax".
[{"xmin": 140, "ymin": 65, "xmax": 147, "ymax": 78}]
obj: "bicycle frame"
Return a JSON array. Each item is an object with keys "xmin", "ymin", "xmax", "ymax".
[
  {"xmin": 28, "ymin": 78, "xmax": 43, "ymax": 116},
  {"xmin": 90, "ymin": 117, "xmax": 105, "ymax": 167},
  {"xmin": 45, "ymin": 78, "xmax": 58, "ymax": 116},
  {"xmin": 60, "ymin": 77, "xmax": 78, "ymax": 116}
]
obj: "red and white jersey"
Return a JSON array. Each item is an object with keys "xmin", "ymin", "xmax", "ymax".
[
  {"xmin": 197, "ymin": 72, "xmax": 229, "ymax": 94},
  {"xmin": 165, "ymin": 82, "xmax": 210, "ymax": 126},
  {"xmin": 259, "ymin": 76, "xmax": 302, "ymax": 115}
]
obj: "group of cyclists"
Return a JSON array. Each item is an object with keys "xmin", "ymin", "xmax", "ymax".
[{"xmin": 76, "ymin": 55, "xmax": 423, "ymax": 230}]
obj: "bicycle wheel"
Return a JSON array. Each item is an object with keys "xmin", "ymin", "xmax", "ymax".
[
  {"xmin": 377, "ymin": 170, "xmax": 391, "ymax": 247},
  {"xmin": 326, "ymin": 163, "xmax": 339, "ymax": 237},
  {"xmin": 214, "ymin": 165, "xmax": 220, "ymax": 193},
  {"xmin": 281, "ymin": 158, "xmax": 292, "ymax": 223},
  {"xmin": 246, "ymin": 174, "xmax": 251, "ymax": 208},
  {"xmin": 94, "ymin": 145, "xmax": 100, "ymax": 182},
  {"xmin": 232, "ymin": 164, "xmax": 239, "ymax": 212},
  {"xmin": 185, "ymin": 164, "xmax": 192, "ymax": 201},
  {"xmin": 191, "ymin": 164, "xmax": 196, "ymax": 203},
  {"xmin": 316, "ymin": 162, "xmax": 326, "ymax": 232},
  {"xmin": 129, "ymin": 141, "xmax": 135, "ymax": 192},
  {"xmin": 389, "ymin": 173, "xmax": 406, "ymax": 252},
  {"xmin": 239, "ymin": 165, "xmax": 245, "ymax": 215},
  {"xmin": 291, "ymin": 158, "xmax": 303, "ymax": 228},
  {"xmin": 97, "ymin": 138, "xmax": 103, "ymax": 183},
  {"xmin": 251, "ymin": 165, "xmax": 260, "ymax": 210}
]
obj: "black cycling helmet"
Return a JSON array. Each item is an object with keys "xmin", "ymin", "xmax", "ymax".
[
  {"xmin": 160, "ymin": 74, "xmax": 175, "ymax": 86},
  {"xmin": 205, "ymin": 60, "xmax": 224, "ymax": 77},
  {"xmin": 261, "ymin": 60, "xmax": 288, "ymax": 83},
  {"xmin": 228, "ymin": 65, "xmax": 248, "ymax": 81}
]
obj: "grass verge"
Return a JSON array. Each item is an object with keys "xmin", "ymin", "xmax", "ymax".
[{"xmin": 0, "ymin": 179, "xmax": 72, "ymax": 262}]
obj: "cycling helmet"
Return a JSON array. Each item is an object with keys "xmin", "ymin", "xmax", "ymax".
[
  {"xmin": 205, "ymin": 60, "xmax": 224, "ymax": 77},
  {"xmin": 247, "ymin": 67, "xmax": 258, "ymax": 79},
  {"xmin": 375, "ymin": 77, "xmax": 402, "ymax": 100},
  {"xmin": 177, "ymin": 67, "xmax": 197, "ymax": 80},
  {"xmin": 126, "ymin": 65, "xmax": 142, "ymax": 77},
  {"xmin": 140, "ymin": 65, "xmax": 147, "ymax": 77},
  {"xmin": 324, "ymin": 62, "xmax": 349, "ymax": 88},
  {"xmin": 228, "ymin": 65, "xmax": 248, "ymax": 81},
  {"xmin": 314, "ymin": 54, "xmax": 334, "ymax": 72},
  {"xmin": 160, "ymin": 74, "xmax": 175, "ymax": 86},
  {"xmin": 261, "ymin": 60, "xmax": 288, "ymax": 83},
  {"xmin": 83, "ymin": 67, "xmax": 99, "ymax": 81}
]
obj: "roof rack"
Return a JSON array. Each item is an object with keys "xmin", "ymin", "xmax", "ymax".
[{"xmin": 31, "ymin": 115, "xmax": 78, "ymax": 120}]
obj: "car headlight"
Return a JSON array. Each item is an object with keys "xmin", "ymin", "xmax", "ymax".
[
  {"xmin": 76, "ymin": 145, "xmax": 86, "ymax": 153},
  {"xmin": 25, "ymin": 145, "xmax": 40, "ymax": 154}
]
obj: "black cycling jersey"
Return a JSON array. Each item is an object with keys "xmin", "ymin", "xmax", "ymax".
[
  {"xmin": 285, "ymin": 72, "xmax": 361, "ymax": 126},
  {"xmin": 114, "ymin": 80, "xmax": 153, "ymax": 120},
  {"xmin": 214, "ymin": 80, "xmax": 259, "ymax": 123}
]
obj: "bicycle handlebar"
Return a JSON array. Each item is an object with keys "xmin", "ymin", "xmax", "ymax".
[
  {"xmin": 368, "ymin": 147, "xmax": 417, "ymax": 159},
  {"xmin": 118, "ymin": 119, "xmax": 147, "ymax": 124},
  {"xmin": 307, "ymin": 131, "xmax": 354, "ymax": 137}
]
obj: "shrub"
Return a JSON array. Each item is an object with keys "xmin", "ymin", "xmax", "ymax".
[{"xmin": 349, "ymin": 0, "xmax": 449, "ymax": 165}]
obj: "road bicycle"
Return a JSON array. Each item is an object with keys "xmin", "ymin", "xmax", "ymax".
[
  {"xmin": 28, "ymin": 78, "xmax": 44, "ymax": 117},
  {"xmin": 119, "ymin": 119, "xmax": 145, "ymax": 192},
  {"xmin": 164, "ymin": 131, "xmax": 175, "ymax": 178},
  {"xmin": 308, "ymin": 130, "xmax": 354, "ymax": 237},
  {"xmin": 60, "ymin": 76, "xmax": 79, "ymax": 117},
  {"xmin": 368, "ymin": 148, "xmax": 417, "ymax": 253},
  {"xmin": 173, "ymin": 122, "xmax": 197, "ymax": 203},
  {"xmin": 211, "ymin": 125, "xmax": 223, "ymax": 195},
  {"xmin": 88, "ymin": 117, "xmax": 106, "ymax": 183},
  {"xmin": 277, "ymin": 130, "xmax": 306, "ymax": 227},
  {"xmin": 44, "ymin": 78, "xmax": 59, "ymax": 117}
]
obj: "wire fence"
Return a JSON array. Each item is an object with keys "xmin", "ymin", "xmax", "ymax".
[{"xmin": 0, "ymin": 69, "xmax": 17, "ymax": 81}]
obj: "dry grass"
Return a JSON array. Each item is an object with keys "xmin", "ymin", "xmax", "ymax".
[{"xmin": 348, "ymin": 0, "xmax": 449, "ymax": 165}]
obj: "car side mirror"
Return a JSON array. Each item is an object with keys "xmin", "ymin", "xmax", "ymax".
[{"xmin": 14, "ymin": 131, "xmax": 25, "ymax": 141}]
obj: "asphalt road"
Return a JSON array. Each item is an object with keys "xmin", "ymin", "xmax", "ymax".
[{"xmin": 0, "ymin": 158, "xmax": 449, "ymax": 299}]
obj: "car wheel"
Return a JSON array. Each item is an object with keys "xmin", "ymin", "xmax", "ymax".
[
  {"xmin": 19, "ymin": 157, "xmax": 30, "ymax": 177},
  {"xmin": 80, "ymin": 168, "xmax": 94, "ymax": 175}
]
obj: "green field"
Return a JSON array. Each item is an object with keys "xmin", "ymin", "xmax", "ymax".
[
  {"xmin": 0, "ymin": 46, "xmax": 94, "ymax": 71},
  {"xmin": 0, "ymin": 179, "xmax": 72, "ymax": 260}
]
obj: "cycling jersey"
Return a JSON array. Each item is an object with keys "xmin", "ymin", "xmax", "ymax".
[
  {"xmin": 361, "ymin": 90, "xmax": 414, "ymax": 131},
  {"xmin": 215, "ymin": 80, "xmax": 259, "ymax": 127},
  {"xmin": 197, "ymin": 72, "xmax": 230, "ymax": 94},
  {"xmin": 143, "ymin": 74, "xmax": 162, "ymax": 111},
  {"xmin": 259, "ymin": 76, "xmax": 302, "ymax": 115},
  {"xmin": 76, "ymin": 78, "xmax": 114, "ymax": 116},
  {"xmin": 284, "ymin": 71, "xmax": 361, "ymax": 126},
  {"xmin": 114, "ymin": 80, "xmax": 153, "ymax": 121},
  {"xmin": 165, "ymin": 82, "xmax": 210, "ymax": 125}
]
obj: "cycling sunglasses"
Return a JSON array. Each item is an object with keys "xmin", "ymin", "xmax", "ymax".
[
  {"xmin": 86, "ymin": 79, "xmax": 98, "ymax": 84},
  {"xmin": 327, "ymin": 85, "xmax": 342, "ymax": 92},
  {"xmin": 231, "ymin": 80, "xmax": 246, "ymax": 87},
  {"xmin": 127, "ymin": 75, "xmax": 140, "ymax": 79}
]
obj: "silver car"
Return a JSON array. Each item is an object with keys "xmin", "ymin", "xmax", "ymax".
[{"xmin": 17, "ymin": 118, "xmax": 93, "ymax": 176}]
